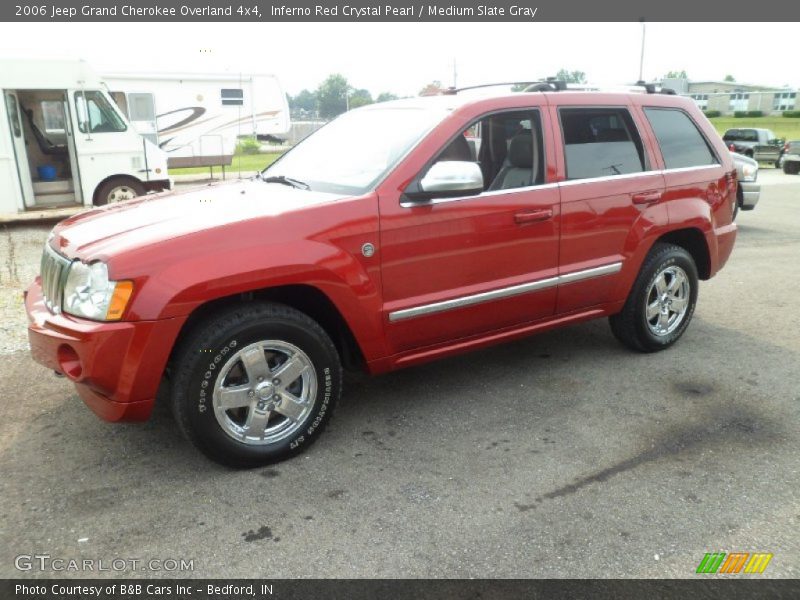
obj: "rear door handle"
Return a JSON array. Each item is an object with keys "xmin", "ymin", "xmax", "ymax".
[
  {"xmin": 632, "ymin": 191, "xmax": 662, "ymax": 205},
  {"xmin": 514, "ymin": 209, "xmax": 553, "ymax": 224}
]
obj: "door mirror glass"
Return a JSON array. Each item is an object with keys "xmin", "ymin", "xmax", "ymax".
[{"xmin": 419, "ymin": 161, "xmax": 484, "ymax": 194}]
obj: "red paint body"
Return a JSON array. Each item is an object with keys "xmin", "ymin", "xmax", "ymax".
[{"xmin": 25, "ymin": 91, "xmax": 736, "ymax": 422}]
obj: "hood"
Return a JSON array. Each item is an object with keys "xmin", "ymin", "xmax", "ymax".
[{"xmin": 51, "ymin": 180, "xmax": 347, "ymax": 260}]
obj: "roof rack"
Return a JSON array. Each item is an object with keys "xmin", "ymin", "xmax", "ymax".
[
  {"xmin": 441, "ymin": 79, "xmax": 677, "ymax": 96},
  {"xmin": 442, "ymin": 78, "xmax": 567, "ymax": 95},
  {"xmin": 634, "ymin": 80, "xmax": 677, "ymax": 95}
]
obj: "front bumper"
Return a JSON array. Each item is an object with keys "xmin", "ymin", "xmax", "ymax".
[
  {"xmin": 740, "ymin": 180, "xmax": 760, "ymax": 211},
  {"xmin": 25, "ymin": 279, "xmax": 185, "ymax": 422}
]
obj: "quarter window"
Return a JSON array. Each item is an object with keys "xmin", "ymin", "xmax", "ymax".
[
  {"xmin": 559, "ymin": 107, "xmax": 647, "ymax": 180},
  {"xmin": 128, "ymin": 93, "xmax": 156, "ymax": 122},
  {"xmin": 644, "ymin": 108, "xmax": 719, "ymax": 169},
  {"xmin": 221, "ymin": 88, "xmax": 244, "ymax": 106}
]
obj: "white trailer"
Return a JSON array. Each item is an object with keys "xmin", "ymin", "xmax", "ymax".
[
  {"xmin": 102, "ymin": 72, "xmax": 290, "ymax": 169},
  {"xmin": 0, "ymin": 59, "xmax": 170, "ymax": 215}
]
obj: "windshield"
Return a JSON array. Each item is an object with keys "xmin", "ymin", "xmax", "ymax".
[{"xmin": 263, "ymin": 106, "xmax": 447, "ymax": 194}]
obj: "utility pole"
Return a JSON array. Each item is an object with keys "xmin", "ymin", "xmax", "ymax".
[
  {"xmin": 638, "ymin": 21, "xmax": 646, "ymax": 82},
  {"xmin": 453, "ymin": 58, "xmax": 458, "ymax": 89}
]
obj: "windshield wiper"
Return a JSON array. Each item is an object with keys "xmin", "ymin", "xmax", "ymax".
[{"xmin": 261, "ymin": 174, "xmax": 310, "ymax": 190}]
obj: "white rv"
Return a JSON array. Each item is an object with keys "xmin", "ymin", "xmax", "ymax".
[
  {"xmin": 103, "ymin": 72, "xmax": 290, "ymax": 169},
  {"xmin": 0, "ymin": 59, "xmax": 170, "ymax": 215}
]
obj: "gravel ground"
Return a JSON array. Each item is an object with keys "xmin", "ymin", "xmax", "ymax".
[
  {"xmin": 1, "ymin": 169, "xmax": 798, "ymax": 579},
  {"xmin": 0, "ymin": 223, "xmax": 49, "ymax": 355}
]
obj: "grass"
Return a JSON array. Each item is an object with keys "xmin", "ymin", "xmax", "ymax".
[
  {"xmin": 709, "ymin": 116, "xmax": 800, "ymax": 142},
  {"xmin": 168, "ymin": 152, "xmax": 283, "ymax": 176}
]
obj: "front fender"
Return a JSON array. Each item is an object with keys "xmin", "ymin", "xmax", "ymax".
[{"xmin": 125, "ymin": 237, "xmax": 385, "ymax": 361}]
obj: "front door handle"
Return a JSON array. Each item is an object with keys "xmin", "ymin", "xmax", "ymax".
[
  {"xmin": 514, "ymin": 209, "xmax": 553, "ymax": 224},
  {"xmin": 632, "ymin": 191, "xmax": 662, "ymax": 205}
]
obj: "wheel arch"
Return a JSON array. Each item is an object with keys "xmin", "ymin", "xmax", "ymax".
[
  {"xmin": 92, "ymin": 174, "xmax": 145, "ymax": 206},
  {"xmin": 653, "ymin": 227, "xmax": 711, "ymax": 280},
  {"xmin": 168, "ymin": 284, "xmax": 367, "ymax": 374}
]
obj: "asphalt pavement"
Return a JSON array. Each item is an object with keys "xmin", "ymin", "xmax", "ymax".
[{"xmin": 1, "ymin": 169, "xmax": 798, "ymax": 578}]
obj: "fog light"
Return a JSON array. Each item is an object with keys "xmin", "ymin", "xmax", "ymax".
[{"xmin": 57, "ymin": 344, "xmax": 82, "ymax": 380}]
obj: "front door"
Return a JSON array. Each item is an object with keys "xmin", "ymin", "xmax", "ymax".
[
  {"xmin": 378, "ymin": 108, "xmax": 560, "ymax": 354},
  {"xmin": 4, "ymin": 91, "xmax": 34, "ymax": 208}
]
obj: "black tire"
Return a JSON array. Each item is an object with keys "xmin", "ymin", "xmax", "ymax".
[
  {"xmin": 170, "ymin": 302, "xmax": 342, "ymax": 467},
  {"xmin": 784, "ymin": 162, "xmax": 800, "ymax": 175},
  {"xmin": 609, "ymin": 243, "xmax": 699, "ymax": 353},
  {"xmin": 732, "ymin": 186, "xmax": 741, "ymax": 221},
  {"xmin": 94, "ymin": 177, "xmax": 145, "ymax": 206}
]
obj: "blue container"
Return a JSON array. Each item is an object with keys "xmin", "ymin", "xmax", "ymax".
[{"xmin": 37, "ymin": 165, "xmax": 57, "ymax": 181}]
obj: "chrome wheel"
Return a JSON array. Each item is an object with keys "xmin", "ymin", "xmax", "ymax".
[
  {"xmin": 212, "ymin": 340, "xmax": 317, "ymax": 445},
  {"xmin": 106, "ymin": 185, "xmax": 138, "ymax": 203},
  {"xmin": 645, "ymin": 266, "xmax": 690, "ymax": 336}
]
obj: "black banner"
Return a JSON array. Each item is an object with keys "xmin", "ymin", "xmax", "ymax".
[
  {"xmin": 1, "ymin": 0, "xmax": 797, "ymax": 22},
  {"xmin": 4, "ymin": 579, "xmax": 800, "ymax": 600}
]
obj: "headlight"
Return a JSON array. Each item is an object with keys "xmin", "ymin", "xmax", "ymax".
[
  {"xmin": 740, "ymin": 163, "xmax": 758, "ymax": 182},
  {"xmin": 62, "ymin": 261, "xmax": 133, "ymax": 321}
]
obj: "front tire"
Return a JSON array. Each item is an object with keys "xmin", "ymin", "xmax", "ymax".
[
  {"xmin": 170, "ymin": 302, "xmax": 342, "ymax": 467},
  {"xmin": 95, "ymin": 177, "xmax": 145, "ymax": 206},
  {"xmin": 609, "ymin": 243, "xmax": 698, "ymax": 353}
]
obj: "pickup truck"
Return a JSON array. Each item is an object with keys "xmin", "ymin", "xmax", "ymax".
[
  {"xmin": 779, "ymin": 141, "xmax": 800, "ymax": 174},
  {"xmin": 25, "ymin": 88, "xmax": 738, "ymax": 466},
  {"xmin": 731, "ymin": 152, "xmax": 760, "ymax": 219},
  {"xmin": 722, "ymin": 128, "xmax": 783, "ymax": 165}
]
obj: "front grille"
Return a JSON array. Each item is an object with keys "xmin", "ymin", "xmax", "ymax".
[{"xmin": 40, "ymin": 244, "xmax": 71, "ymax": 314}]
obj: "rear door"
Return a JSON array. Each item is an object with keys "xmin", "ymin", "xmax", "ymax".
[{"xmin": 551, "ymin": 102, "xmax": 666, "ymax": 314}]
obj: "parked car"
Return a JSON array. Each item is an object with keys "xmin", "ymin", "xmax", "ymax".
[
  {"xmin": 722, "ymin": 128, "xmax": 783, "ymax": 166},
  {"xmin": 730, "ymin": 152, "xmax": 760, "ymax": 219},
  {"xmin": 25, "ymin": 86, "xmax": 738, "ymax": 466},
  {"xmin": 778, "ymin": 140, "xmax": 800, "ymax": 174}
]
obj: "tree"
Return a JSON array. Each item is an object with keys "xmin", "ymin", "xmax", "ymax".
[
  {"xmin": 724, "ymin": 74, "xmax": 736, "ymax": 82},
  {"xmin": 419, "ymin": 80, "xmax": 444, "ymax": 96},
  {"xmin": 376, "ymin": 92, "xmax": 399, "ymax": 103},
  {"xmin": 288, "ymin": 89, "xmax": 317, "ymax": 115},
  {"xmin": 555, "ymin": 69, "xmax": 587, "ymax": 84},
  {"xmin": 348, "ymin": 88, "xmax": 374, "ymax": 109},
  {"xmin": 316, "ymin": 74, "xmax": 350, "ymax": 119},
  {"xmin": 664, "ymin": 70, "xmax": 688, "ymax": 79}
]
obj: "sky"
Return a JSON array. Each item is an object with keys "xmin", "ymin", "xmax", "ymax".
[{"xmin": 0, "ymin": 22, "xmax": 797, "ymax": 96}]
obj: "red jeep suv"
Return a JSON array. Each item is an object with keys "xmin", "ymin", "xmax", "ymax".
[{"xmin": 25, "ymin": 84, "xmax": 737, "ymax": 465}]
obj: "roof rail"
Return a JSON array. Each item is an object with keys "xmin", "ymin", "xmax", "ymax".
[{"xmin": 442, "ymin": 78, "xmax": 567, "ymax": 95}]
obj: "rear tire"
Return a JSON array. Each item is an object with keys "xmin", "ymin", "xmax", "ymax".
[
  {"xmin": 170, "ymin": 302, "xmax": 342, "ymax": 467},
  {"xmin": 609, "ymin": 243, "xmax": 698, "ymax": 353},
  {"xmin": 784, "ymin": 162, "xmax": 800, "ymax": 175}
]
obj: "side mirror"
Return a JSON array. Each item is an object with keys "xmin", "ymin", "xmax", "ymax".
[{"xmin": 417, "ymin": 161, "xmax": 484, "ymax": 196}]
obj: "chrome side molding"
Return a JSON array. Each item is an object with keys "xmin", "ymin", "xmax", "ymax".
[{"xmin": 388, "ymin": 261, "xmax": 622, "ymax": 322}]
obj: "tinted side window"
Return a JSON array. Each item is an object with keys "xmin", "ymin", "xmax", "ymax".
[
  {"xmin": 645, "ymin": 108, "xmax": 718, "ymax": 169},
  {"xmin": 221, "ymin": 88, "xmax": 244, "ymax": 106},
  {"xmin": 559, "ymin": 107, "xmax": 646, "ymax": 180}
]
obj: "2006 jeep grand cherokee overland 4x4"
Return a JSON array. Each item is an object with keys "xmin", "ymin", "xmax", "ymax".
[{"xmin": 25, "ymin": 85, "xmax": 737, "ymax": 466}]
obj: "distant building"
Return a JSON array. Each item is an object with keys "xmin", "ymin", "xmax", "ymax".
[{"xmin": 662, "ymin": 78, "xmax": 797, "ymax": 115}]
